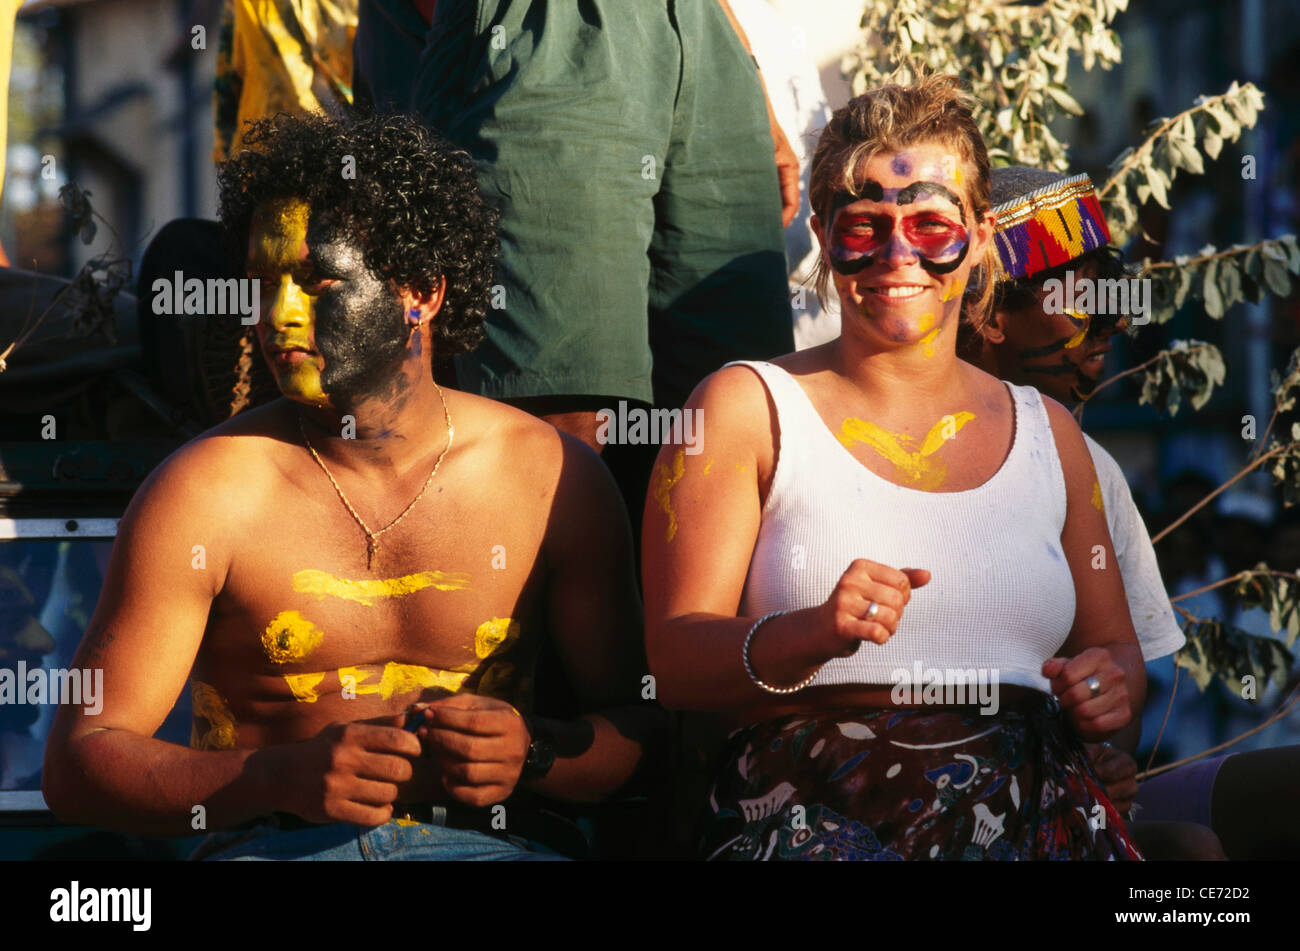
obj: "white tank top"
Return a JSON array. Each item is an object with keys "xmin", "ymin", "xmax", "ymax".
[{"xmin": 732, "ymin": 361, "xmax": 1076, "ymax": 694}]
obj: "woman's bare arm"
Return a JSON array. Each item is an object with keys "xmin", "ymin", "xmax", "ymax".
[{"xmin": 1043, "ymin": 397, "xmax": 1146, "ymax": 739}]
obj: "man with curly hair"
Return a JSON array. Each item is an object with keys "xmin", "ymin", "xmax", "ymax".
[{"xmin": 43, "ymin": 112, "xmax": 665, "ymax": 860}]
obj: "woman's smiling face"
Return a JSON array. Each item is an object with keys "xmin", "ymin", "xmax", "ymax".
[{"xmin": 815, "ymin": 143, "xmax": 990, "ymax": 351}]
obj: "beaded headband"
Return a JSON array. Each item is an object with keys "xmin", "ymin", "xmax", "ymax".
[{"xmin": 991, "ymin": 172, "xmax": 1111, "ymax": 282}]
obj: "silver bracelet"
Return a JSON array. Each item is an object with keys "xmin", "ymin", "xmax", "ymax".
[{"xmin": 742, "ymin": 610, "xmax": 818, "ymax": 695}]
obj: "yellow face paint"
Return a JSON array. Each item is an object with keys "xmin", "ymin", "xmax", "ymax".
[
  {"xmin": 293, "ymin": 568, "xmax": 471, "ymax": 607},
  {"xmin": 652, "ymin": 448, "xmax": 686, "ymax": 543},
  {"xmin": 1064, "ymin": 311, "xmax": 1090, "ymax": 349},
  {"xmin": 913, "ymin": 315, "xmax": 940, "ymax": 358},
  {"xmin": 261, "ymin": 610, "xmax": 325, "ymax": 664},
  {"xmin": 1090, "ymin": 480, "xmax": 1106, "ymax": 514},
  {"xmin": 474, "ymin": 617, "xmax": 520, "ymax": 659},
  {"xmin": 250, "ymin": 198, "xmax": 328, "ymax": 407},
  {"xmin": 190, "ymin": 681, "xmax": 237, "ymax": 750},
  {"xmin": 284, "ymin": 672, "xmax": 326, "ymax": 703},
  {"xmin": 838, "ymin": 412, "xmax": 976, "ymax": 491},
  {"xmin": 940, "ymin": 278, "xmax": 966, "ymax": 303}
]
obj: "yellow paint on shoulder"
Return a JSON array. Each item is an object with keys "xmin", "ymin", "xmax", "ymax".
[
  {"xmin": 703, "ymin": 458, "xmax": 714, "ymax": 475},
  {"xmin": 284, "ymin": 671, "xmax": 326, "ymax": 703},
  {"xmin": 1090, "ymin": 479, "xmax": 1106, "ymax": 514},
  {"xmin": 940, "ymin": 278, "xmax": 966, "ymax": 303},
  {"xmin": 735, "ymin": 463, "xmax": 748, "ymax": 473},
  {"xmin": 475, "ymin": 617, "xmax": 521, "ymax": 659},
  {"xmin": 838, "ymin": 412, "xmax": 975, "ymax": 491},
  {"xmin": 191, "ymin": 681, "xmax": 237, "ymax": 749},
  {"xmin": 293, "ymin": 568, "xmax": 471, "ymax": 607},
  {"xmin": 652, "ymin": 448, "xmax": 686, "ymax": 542},
  {"xmin": 261, "ymin": 610, "xmax": 325, "ymax": 664}
]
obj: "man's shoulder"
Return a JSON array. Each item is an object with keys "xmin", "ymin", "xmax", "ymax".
[
  {"xmin": 138, "ymin": 401, "xmax": 289, "ymax": 506},
  {"xmin": 454, "ymin": 390, "xmax": 569, "ymax": 472}
]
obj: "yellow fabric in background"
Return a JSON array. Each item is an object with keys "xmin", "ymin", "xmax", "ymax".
[
  {"xmin": 213, "ymin": 0, "xmax": 357, "ymax": 163},
  {"xmin": 0, "ymin": 0, "xmax": 26, "ymax": 205}
]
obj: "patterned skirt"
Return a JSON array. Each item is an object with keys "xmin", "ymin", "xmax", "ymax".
[{"xmin": 702, "ymin": 693, "xmax": 1143, "ymax": 861}]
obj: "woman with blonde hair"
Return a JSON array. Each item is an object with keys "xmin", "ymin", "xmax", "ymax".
[{"xmin": 641, "ymin": 74, "xmax": 1145, "ymax": 860}]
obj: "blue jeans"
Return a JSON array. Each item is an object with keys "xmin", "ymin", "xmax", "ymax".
[{"xmin": 191, "ymin": 810, "xmax": 570, "ymax": 861}]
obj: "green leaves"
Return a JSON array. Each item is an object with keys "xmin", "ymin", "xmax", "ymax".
[
  {"xmin": 1234, "ymin": 565, "xmax": 1300, "ymax": 648},
  {"xmin": 1100, "ymin": 82, "xmax": 1265, "ymax": 245},
  {"xmin": 1137, "ymin": 340, "xmax": 1225, "ymax": 416},
  {"xmin": 1176, "ymin": 619, "xmax": 1293, "ymax": 694},
  {"xmin": 1272, "ymin": 346, "xmax": 1300, "ymax": 414},
  {"xmin": 847, "ymin": 0, "xmax": 1127, "ymax": 174},
  {"xmin": 1139, "ymin": 236, "xmax": 1300, "ymax": 324}
]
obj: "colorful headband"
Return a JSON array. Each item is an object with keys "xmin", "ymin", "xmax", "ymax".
[{"xmin": 991, "ymin": 172, "xmax": 1111, "ymax": 282}]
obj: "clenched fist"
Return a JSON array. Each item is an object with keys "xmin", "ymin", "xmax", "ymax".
[{"xmin": 811, "ymin": 559, "xmax": 931, "ymax": 661}]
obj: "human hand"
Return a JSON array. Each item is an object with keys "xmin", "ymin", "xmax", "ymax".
[
  {"xmin": 410, "ymin": 694, "xmax": 532, "ymax": 808},
  {"xmin": 811, "ymin": 559, "xmax": 930, "ymax": 660},
  {"xmin": 274, "ymin": 715, "xmax": 422, "ymax": 826},
  {"xmin": 1085, "ymin": 742, "xmax": 1139, "ymax": 814},
  {"xmin": 1043, "ymin": 648, "xmax": 1131, "ymax": 741}
]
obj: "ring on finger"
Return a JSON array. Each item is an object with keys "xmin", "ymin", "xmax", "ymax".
[
  {"xmin": 865, "ymin": 601, "xmax": 880, "ymax": 620},
  {"xmin": 1087, "ymin": 675, "xmax": 1102, "ymax": 697}
]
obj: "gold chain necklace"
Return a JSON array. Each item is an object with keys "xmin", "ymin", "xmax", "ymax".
[{"xmin": 298, "ymin": 382, "xmax": 454, "ymax": 569}]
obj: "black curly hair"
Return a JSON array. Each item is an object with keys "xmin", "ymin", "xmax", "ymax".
[{"xmin": 218, "ymin": 111, "xmax": 499, "ymax": 356}]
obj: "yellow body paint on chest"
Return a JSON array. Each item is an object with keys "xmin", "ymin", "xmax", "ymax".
[
  {"xmin": 284, "ymin": 672, "xmax": 326, "ymax": 702},
  {"xmin": 475, "ymin": 617, "xmax": 520, "ymax": 659},
  {"xmin": 338, "ymin": 662, "xmax": 469, "ymax": 699},
  {"xmin": 652, "ymin": 448, "xmax": 686, "ymax": 542},
  {"xmin": 1090, "ymin": 479, "xmax": 1106, "ymax": 514},
  {"xmin": 190, "ymin": 681, "xmax": 237, "ymax": 750},
  {"xmin": 838, "ymin": 412, "xmax": 976, "ymax": 491},
  {"xmin": 262, "ymin": 610, "xmax": 325, "ymax": 663},
  {"xmin": 292, "ymin": 568, "xmax": 471, "ymax": 607}
]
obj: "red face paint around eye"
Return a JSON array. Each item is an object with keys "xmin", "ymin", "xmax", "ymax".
[{"xmin": 829, "ymin": 209, "xmax": 970, "ymax": 275}]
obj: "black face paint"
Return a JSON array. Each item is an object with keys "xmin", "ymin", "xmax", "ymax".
[
  {"xmin": 827, "ymin": 181, "xmax": 971, "ymax": 277},
  {"xmin": 306, "ymin": 221, "xmax": 409, "ymax": 406}
]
